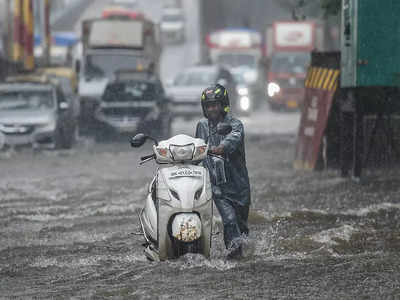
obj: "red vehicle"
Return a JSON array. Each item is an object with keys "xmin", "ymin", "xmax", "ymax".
[
  {"xmin": 265, "ymin": 21, "xmax": 323, "ymax": 110},
  {"xmin": 102, "ymin": 6, "xmax": 145, "ymax": 20}
]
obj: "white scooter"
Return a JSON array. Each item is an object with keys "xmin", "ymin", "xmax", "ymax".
[{"xmin": 130, "ymin": 123, "xmax": 231, "ymax": 261}]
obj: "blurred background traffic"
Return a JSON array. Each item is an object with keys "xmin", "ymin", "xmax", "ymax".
[{"xmin": 0, "ymin": 0, "xmax": 340, "ymax": 149}]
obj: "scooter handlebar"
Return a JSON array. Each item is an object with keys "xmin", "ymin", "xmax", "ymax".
[{"xmin": 207, "ymin": 150, "xmax": 224, "ymax": 160}]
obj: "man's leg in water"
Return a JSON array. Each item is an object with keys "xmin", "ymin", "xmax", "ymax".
[
  {"xmin": 213, "ymin": 197, "xmax": 242, "ymax": 250},
  {"xmin": 235, "ymin": 201, "xmax": 249, "ymax": 237}
]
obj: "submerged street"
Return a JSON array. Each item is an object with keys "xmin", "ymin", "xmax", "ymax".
[
  {"xmin": 1, "ymin": 0, "xmax": 400, "ymax": 298},
  {"xmin": 1, "ymin": 128, "xmax": 400, "ymax": 298}
]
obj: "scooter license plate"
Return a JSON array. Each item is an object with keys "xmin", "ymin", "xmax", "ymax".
[{"xmin": 169, "ymin": 169, "xmax": 202, "ymax": 178}]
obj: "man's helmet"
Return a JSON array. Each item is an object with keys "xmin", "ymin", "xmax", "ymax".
[{"xmin": 200, "ymin": 84, "xmax": 230, "ymax": 118}]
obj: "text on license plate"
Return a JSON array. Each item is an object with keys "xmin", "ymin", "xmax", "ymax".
[{"xmin": 169, "ymin": 169, "xmax": 203, "ymax": 178}]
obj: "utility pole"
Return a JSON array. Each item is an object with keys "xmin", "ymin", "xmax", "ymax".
[
  {"xmin": 22, "ymin": 0, "xmax": 34, "ymax": 70},
  {"xmin": 12, "ymin": 0, "xmax": 23, "ymax": 64}
]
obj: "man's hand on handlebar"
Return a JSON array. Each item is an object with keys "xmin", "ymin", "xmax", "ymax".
[{"xmin": 209, "ymin": 145, "xmax": 224, "ymax": 156}]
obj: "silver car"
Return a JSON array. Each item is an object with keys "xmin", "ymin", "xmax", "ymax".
[
  {"xmin": 0, "ymin": 82, "xmax": 76, "ymax": 150},
  {"xmin": 165, "ymin": 65, "xmax": 237, "ymax": 119}
]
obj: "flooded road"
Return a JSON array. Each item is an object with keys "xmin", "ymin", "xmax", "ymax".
[
  {"xmin": 1, "ymin": 0, "xmax": 400, "ymax": 298},
  {"xmin": 1, "ymin": 125, "xmax": 400, "ymax": 299}
]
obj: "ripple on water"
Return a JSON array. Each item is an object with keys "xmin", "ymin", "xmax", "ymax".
[
  {"xmin": 30, "ymin": 253, "xmax": 147, "ymax": 269},
  {"xmin": 170, "ymin": 253, "xmax": 238, "ymax": 271}
]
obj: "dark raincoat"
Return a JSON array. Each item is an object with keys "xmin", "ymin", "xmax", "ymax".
[{"xmin": 195, "ymin": 114, "xmax": 251, "ymax": 249}]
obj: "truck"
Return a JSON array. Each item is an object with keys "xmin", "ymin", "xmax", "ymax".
[
  {"xmin": 265, "ymin": 21, "xmax": 323, "ymax": 110},
  {"xmin": 205, "ymin": 28, "xmax": 266, "ymax": 113},
  {"xmin": 160, "ymin": 7, "xmax": 185, "ymax": 44},
  {"xmin": 77, "ymin": 10, "xmax": 161, "ymax": 134}
]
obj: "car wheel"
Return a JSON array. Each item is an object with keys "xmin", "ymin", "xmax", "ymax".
[
  {"xmin": 54, "ymin": 126, "xmax": 74, "ymax": 149},
  {"xmin": 54, "ymin": 127, "xmax": 64, "ymax": 149},
  {"xmin": 63, "ymin": 127, "xmax": 75, "ymax": 149}
]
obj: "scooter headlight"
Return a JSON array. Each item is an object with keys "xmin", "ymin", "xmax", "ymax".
[
  {"xmin": 169, "ymin": 143, "xmax": 195, "ymax": 161},
  {"xmin": 267, "ymin": 82, "xmax": 280, "ymax": 97},
  {"xmin": 239, "ymin": 96, "xmax": 250, "ymax": 111}
]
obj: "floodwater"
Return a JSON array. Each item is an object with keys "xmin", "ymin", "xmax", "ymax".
[
  {"xmin": 1, "ymin": 134, "xmax": 399, "ymax": 299},
  {"xmin": 1, "ymin": 0, "xmax": 400, "ymax": 297}
]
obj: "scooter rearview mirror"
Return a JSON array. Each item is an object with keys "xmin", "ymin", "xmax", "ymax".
[
  {"xmin": 216, "ymin": 123, "xmax": 232, "ymax": 135},
  {"xmin": 130, "ymin": 133, "xmax": 147, "ymax": 148}
]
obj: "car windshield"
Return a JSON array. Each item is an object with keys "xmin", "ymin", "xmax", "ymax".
[
  {"xmin": 85, "ymin": 54, "xmax": 140, "ymax": 79},
  {"xmin": 0, "ymin": 90, "xmax": 54, "ymax": 111},
  {"xmin": 217, "ymin": 54, "xmax": 256, "ymax": 68},
  {"xmin": 162, "ymin": 14, "xmax": 182, "ymax": 22},
  {"xmin": 174, "ymin": 70, "xmax": 216, "ymax": 86},
  {"xmin": 232, "ymin": 72, "xmax": 246, "ymax": 84},
  {"xmin": 103, "ymin": 81, "xmax": 160, "ymax": 102},
  {"xmin": 270, "ymin": 52, "xmax": 310, "ymax": 73}
]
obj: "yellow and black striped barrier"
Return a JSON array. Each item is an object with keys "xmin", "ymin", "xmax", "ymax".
[
  {"xmin": 294, "ymin": 53, "xmax": 341, "ymax": 171},
  {"xmin": 305, "ymin": 67, "xmax": 340, "ymax": 92}
]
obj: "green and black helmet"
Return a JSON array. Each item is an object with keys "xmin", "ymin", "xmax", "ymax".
[{"xmin": 200, "ymin": 84, "xmax": 230, "ymax": 118}]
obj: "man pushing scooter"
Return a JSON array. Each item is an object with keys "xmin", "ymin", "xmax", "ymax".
[{"xmin": 195, "ymin": 84, "xmax": 251, "ymax": 260}]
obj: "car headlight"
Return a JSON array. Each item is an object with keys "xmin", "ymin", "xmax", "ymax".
[
  {"xmin": 237, "ymin": 87, "xmax": 249, "ymax": 96},
  {"xmin": 169, "ymin": 143, "xmax": 195, "ymax": 161},
  {"xmin": 36, "ymin": 121, "xmax": 57, "ymax": 132},
  {"xmin": 267, "ymin": 82, "xmax": 281, "ymax": 97},
  {"xmin": 239, "ymin": 96, "xmax": 250, "ymax": 111}
]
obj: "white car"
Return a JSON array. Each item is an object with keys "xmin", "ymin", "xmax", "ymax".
[
  {"xmin": 160, "ymin": 7, "xmax": 185, "ymax": 44},
  {"xmin": 165, "ymin": 65, "xmax": 237, "ymax": 119}
]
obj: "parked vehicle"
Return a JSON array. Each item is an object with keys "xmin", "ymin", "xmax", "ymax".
[
  {"xmin": 37, "ymin": 67, "xmax": 80, "ymax": 134},
  {"xmin": 265, "ymin": 21, "xmax": 321, "ymax": 110},
  {"xmin": 130, "ymin": 123, "xmax": 232, "ymax": 261},
  {"xmin": 165, "ymin": 65, "xmax": 237, "ymax": 118},
  {"xmin": 0, "ymin": 76, "xmax": 76, "ymax": 149},
  {"xmin": 94, "ymin": 73, "xmax": 172, "ymax": 139},
  {"xmin": 160, "ymin": 7, "xmax": 185, "ymax": 44}
]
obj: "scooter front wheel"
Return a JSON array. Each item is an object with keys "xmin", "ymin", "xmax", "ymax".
[{"xmin": 173, "ymin": 238, "xmax": 201, "ymax": 258}]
